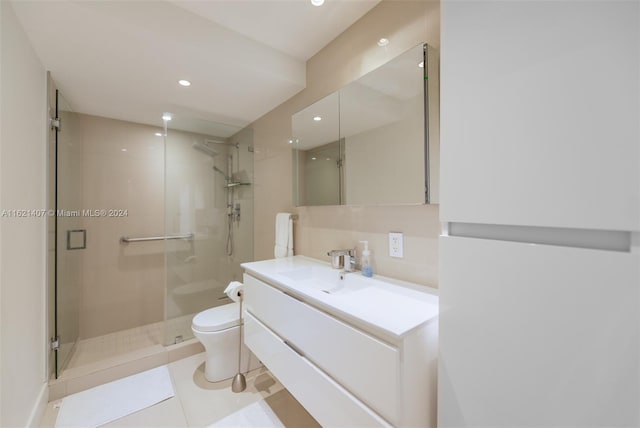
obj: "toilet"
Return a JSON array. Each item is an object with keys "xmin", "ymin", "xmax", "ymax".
[{"xmin": 191, "ymin": 302, "xmax": 261, "ymax": 382}]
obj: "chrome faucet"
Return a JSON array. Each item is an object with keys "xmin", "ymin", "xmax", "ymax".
[
  {"xmin": 327, "ymin": 249, "xmax": 348, "ymax": 269},
  {"xmin": 343, "ymin": 249, "xmax": 358, "ymax": 272},
  {"xmin": 327, "ymin": 248, "xmax": 358, "ymax": 272}
]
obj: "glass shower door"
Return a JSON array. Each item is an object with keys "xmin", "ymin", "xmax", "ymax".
[
  {"xmin": 163, "ymin": 117, "xmax": 254, "ymax": 345},
  {"xmin": 50, "ymin": 88, "xmax": 82, "ymax": 378}
]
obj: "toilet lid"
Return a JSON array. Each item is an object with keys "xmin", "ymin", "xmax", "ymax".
[{"xmin": 192, "ymin": 303, "xmax": 241, "ymax": 332}]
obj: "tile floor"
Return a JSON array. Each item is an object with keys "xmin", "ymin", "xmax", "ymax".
[
  {"xmin": 65, "ymin": 313, "xmax": 197, "ymax": 372},
  {"xmin": 65, "ymin": 323, "xmax": 163, "ymax": 370},
  {"xmin": 41, "ymin": 353, "xmax": 320, "ymax": 428}
]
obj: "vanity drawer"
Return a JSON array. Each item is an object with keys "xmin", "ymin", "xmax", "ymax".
[
  {"xmin": 244, "ymin": 311, "xmax": 390, "ymax": 427},
  {"xmin": 244, "ymin": 274, "xmax": 400, "ymax": 424}
]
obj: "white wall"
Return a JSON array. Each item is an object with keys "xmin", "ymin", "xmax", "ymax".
[
  {"xmin": 1, "ymin": 3, "xmax": 3, "ymax": 422},
  {"xmin": 1, "ymin": 2, "xmax": 4, "ymax": 422},
  {"xmin": 439, "ymin": 0, "xmax": 640, "ymax": 426},
  {"xmin": 0, "ymin": 1, "xmax": 48, "ymax": 426},
  {"xmin": 440, "ymin": 0, "xmax": 639, "ymax": 230}
]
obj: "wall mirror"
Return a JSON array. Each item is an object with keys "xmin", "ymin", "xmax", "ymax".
[{"xmin": 292, "ymin": 42, "xmax": 439, "ymax": 206}]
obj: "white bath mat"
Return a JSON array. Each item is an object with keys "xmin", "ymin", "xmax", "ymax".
[
  {"xmin": 209, "ymin": 400, "xmax": 285, "ymax": 427},
  {"xmin": 55, "ymin": 365, "xmax": 175, "ymax": 428}
]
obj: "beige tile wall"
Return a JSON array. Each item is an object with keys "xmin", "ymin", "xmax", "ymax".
[
  {"xmin": 78, "ymin": 114, "xmax": 166, "ymax": 338},
  {"xmin": 74, "ymin": 114, "xmax": 253, "ymax": 340},
  {"xmin": 251, "ymin": 0, "xmax": 440, "ymax": 287}
]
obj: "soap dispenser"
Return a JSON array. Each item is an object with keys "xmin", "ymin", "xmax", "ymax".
[{"xmin": 360, "ymin": 241, "xmax": 373, "ymax": 277}]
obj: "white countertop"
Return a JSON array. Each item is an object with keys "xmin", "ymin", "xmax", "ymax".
[{"xmin": 241, "ymin": 256, "xmax": 439, "ymax": 339}]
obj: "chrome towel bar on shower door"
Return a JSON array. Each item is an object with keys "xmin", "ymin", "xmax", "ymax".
[{"xmin": 120, "ymin": 233, "xmax": 194, "ymax": 243}]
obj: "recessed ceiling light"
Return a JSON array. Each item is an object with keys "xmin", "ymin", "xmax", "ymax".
[
  {"xmin": 313, "ymin": 116, "xmax": 322, "ymax": 121},
  {"xmin": 288, "ymin": 139, "xmax": 293, "ymax": 144},
  {"xmin": 162, "ymin": 113, "xmax": 172, "ymax": 121},
  {"xmin": 311, "ymin": 0, "xmax": 324, "ymax": 6},
  {"xmin": 325, "ymin": 158, "xmax": 331, "ymax": 161},
  {"xmin": 178, "ymin": 79, "xmax": 191, "ymax": 87},
  {"xmin": 418, "ymin": 61, "xmax": 424, "ymax": 68},
  {"xmin": 311, "ymin": 157, "xmax": 317, "ymax": 160},
  {"xmin": 121, "ymin": 148, "xmax": 127, "ymax": 152},
  {"xmin": 377, "ymin": 38, "xmax": 390, "ymax": 47},
  {"xmin": 155, "ymin": 132, "xmax": 163, "ymax": 137}
]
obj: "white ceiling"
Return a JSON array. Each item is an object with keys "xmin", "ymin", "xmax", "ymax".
[{"xmin": 11, "ymin": 0, "xmax": 380, "ymax": 136}]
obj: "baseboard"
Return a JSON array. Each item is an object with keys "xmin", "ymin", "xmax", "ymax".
[{"xmin": 26, "ymin": 382, "xmax": 48, "ymax": 427}]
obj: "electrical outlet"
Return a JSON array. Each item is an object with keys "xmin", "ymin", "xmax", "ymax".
[{"xmin": 389, "ymin": 232, "xmax": 403, "ymax": 258}]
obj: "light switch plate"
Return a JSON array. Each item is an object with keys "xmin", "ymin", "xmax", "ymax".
[{"xmin": 389, "ymin": 232, "xmax": 403, "ymax": 258}]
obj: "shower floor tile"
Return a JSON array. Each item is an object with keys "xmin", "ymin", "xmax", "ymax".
[
  {"xmin": 65, "ymin": 321, "xmax": 164, "ymax": 370},
  {"xmin": 64, "ymin": 312, "xmax": 198, "ymax": 373}
]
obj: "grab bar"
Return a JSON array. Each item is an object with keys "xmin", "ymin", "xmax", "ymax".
[{"xmin": 120, "ymin": 233, "xmax": 194, "ymax": 243}]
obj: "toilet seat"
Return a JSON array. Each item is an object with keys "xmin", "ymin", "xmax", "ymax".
[{"xmin": 192, "ymin": 303, "xmax": 241, "ymax": 332}]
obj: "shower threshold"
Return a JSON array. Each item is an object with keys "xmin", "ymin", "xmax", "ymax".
[{"xmin": 49, "ymin": 315, "xmax": 203, "ymax": 401}]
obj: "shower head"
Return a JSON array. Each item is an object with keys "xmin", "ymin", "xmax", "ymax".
[
  {"xmin": 213, "ymin": 165, "xmax": 230, "ymax": 181},
  {"xmin": 192, "ymin": 142, "xmax": 219, "ymax": 158},
  {"xmin": 205, "ymin": 139, "xmax": 240, "ymax": 149}
]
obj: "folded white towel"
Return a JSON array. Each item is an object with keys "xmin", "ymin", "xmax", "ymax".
[
  {"xmin": 224, "ymin": 281, "xmax": 244, "ymax": 302},
  {"xmin": 274, "ymin": 213, "xmax": 293, "ymax": 258}
]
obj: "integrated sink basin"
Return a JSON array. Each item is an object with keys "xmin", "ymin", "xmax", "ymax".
[
  {"xmin": 242, "ymin": 255, "xmax": 438, "ymax": 339},
  {"xmin": 278, "ymin": 266, "xmax": 368, "ymax": 295}
]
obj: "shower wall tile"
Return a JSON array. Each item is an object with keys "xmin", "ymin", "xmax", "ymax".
[
  {"xmin": 77, "ymin": 114, "xmax": 166, "ymax": 339},
  {"xmin": 75, "ymin": 114, "xmax": 251, "ymax": 341}
]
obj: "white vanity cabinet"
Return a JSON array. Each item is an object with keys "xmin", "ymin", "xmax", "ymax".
[{"xmin": 241, "ymin": 257, "xmax": 438, "ymax": 427}]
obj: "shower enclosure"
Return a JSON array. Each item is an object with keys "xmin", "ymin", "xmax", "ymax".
[{"xmin": 48, "ymin": 82, "xmax": 254, "ymax": 379}]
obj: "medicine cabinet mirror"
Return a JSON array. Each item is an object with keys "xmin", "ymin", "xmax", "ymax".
[{"xmin": 292, "ymin": 42, "xmax": 439, "ymax": 206}]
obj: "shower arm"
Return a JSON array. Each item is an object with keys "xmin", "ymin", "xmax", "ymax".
[{"xmin": 205, "ymin": 139, "xmax": 239, "ymax": 149}]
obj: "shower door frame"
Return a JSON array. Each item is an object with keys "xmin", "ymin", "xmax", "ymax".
[{"xmin": 47, "ymin": 79, "xmax": 82, "ymax": 379}]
